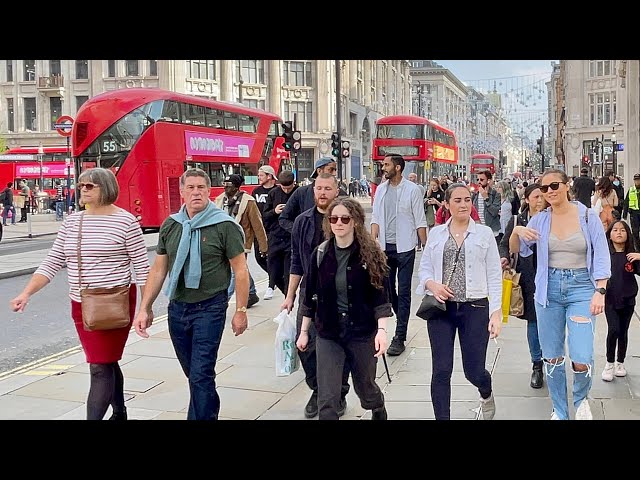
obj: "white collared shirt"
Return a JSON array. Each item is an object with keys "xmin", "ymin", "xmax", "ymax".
[
  {"xmin": 416, "ymin": 217, "xmax": 503, "ymax": 316},
  {"xmin": 371, "ymin": 177, "xmax": 428, "ymax": 254}
]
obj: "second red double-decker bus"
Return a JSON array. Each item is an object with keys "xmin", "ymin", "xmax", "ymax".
[
  {"xmin": 72, "ymin": 87, "xmax": 290, "ymax": 229},
  {"xmin": 371, "ymin": 114, "xmax": 458, "ymax": 199},
  {"xmin": 469, "ymin": 154, "xmax": 496, "ymax": 189}
]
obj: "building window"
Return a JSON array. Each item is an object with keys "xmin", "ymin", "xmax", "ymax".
[
  {"xmin": 283, "ymin": 101, "xmax": 313, "ymax": 132},
  {"xmin": 381, "ymin": 62, "xmax": 388, "ymax": 96},
  {"xmin": 589, "ymin": 60, "xmax": 615, "ymax": 78},
  {"xmin": 24, "ymin": 97, "xmax": 36, "ymax": 131},
  {"xmin": 107, "ymin": 60, "xmax": 115, "ymax": 77},
  {"xmin": 126, "ymin": 60, "xmax": 139, "ymax": 76},
  {"xmin": 23, "ymin": 60, "xmax": 35, "ymax": 81},
  {"xmin": 50, "ymin": 60, "xmax": 61, "ymax": 76},
  {"xmin": 50, "ymin": 97, "xmax": 62, "ymax": 130},
  {"xmin": 589, "ymin": 91, "xmax": 616, "ymax": 126},
  {"xmin": 187, "ymin": 60, "xmax": 216, "ymax": 81},
  {"xmin": 149, "ymin": 60, "xmax": 157, "ymax": 76},
  {"xmin": 6, "ymin": 60, "xmax": 13, "ymax": 82},
  {"xmin": 243, "ymin": 99, "xmax": 266, "ymax": 110},
  {"xmin": 282, "ymin": 61, "xmax": 312, "ymax": 87},
  {"xmin": 349, "ymin": 112, "xmax": 358, "ymax": 136},
  {"xmin": 237, "ymin": 60, "xmax": 265, "ymax": 85},
  {"xmin": 76, "ymin": 60, "xmax": 88, "ymax": 79},
  {"xmin": 7, "ymin": 98, "xmax": 14, "ymax": 132},
  {"xmin": 76, "ymin": 95, "xmax": 89, "ymax": 112}
]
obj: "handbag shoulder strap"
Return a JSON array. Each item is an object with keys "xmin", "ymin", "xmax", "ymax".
[{"xmin": 77, "ymin": 212, "xmax": 84, "ymax": 289}]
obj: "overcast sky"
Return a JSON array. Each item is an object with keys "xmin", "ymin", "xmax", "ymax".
[{"xmin": 434, "ymin": 60, "xmax": 556, "ymax": 83}]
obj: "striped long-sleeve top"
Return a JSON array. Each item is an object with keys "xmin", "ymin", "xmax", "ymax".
[{"xmin": 36, "ymin": 210, "xmax": 150, "ymax": 302}]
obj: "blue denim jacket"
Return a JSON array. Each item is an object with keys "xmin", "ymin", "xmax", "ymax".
[{"xmin": 519, "ymin": 201, "xmax": 611, "ymax": 307}]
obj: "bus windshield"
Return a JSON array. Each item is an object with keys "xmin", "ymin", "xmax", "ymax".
[{"xmin": 376, "ymin": 124, "xmax": 423, "ymax": 140}]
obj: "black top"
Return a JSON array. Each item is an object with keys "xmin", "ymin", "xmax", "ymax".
[
  {"xmin": 606, "ymin": 252, "xmax": 640, "ymax": 308},
  {"xmin": 312, "ymin": 209, "xmax": 325, "ymax": 250},
  {"xmin": 252, "ymin": 184, "xmax": 276, "ymax": 216},
  {"xmin": 572, "ymin": 176, "xmax": 596, "ymax": 208},
  {"xmin": 334, "ymin": 242, "xmax": 354, "ymax": 312}
]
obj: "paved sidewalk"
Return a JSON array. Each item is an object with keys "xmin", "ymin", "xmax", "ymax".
[{"xmin": 1, "ymin": 195, "xmax": 640, "ymax": 420}]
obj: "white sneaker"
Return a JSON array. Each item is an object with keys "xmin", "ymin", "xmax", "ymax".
[
  {"xmin": 602, "ymin": 362, "xmax": 615, "ymax": 382},
  {"xmin": 615, "ymin": 362, "xmax": 627, "ymax": 377},
  {"xmin": 575, "ymin": 400, "xmax": 593, "ymax": 420},
  {"xmin": 479, "ymin": 393, "xmax": 496, "ymax": 420},
  {"xmin": 550, "ymin": 411, "xmax": 561, "ymax": 420},
  {"xmin": 263, "ymin": 287, "xmax": 274, "ymax": 300}
]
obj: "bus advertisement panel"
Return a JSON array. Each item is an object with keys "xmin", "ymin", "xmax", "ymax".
[{"xmin": 72, "ymin": 88, "xmax": 291, "ymax": 229}]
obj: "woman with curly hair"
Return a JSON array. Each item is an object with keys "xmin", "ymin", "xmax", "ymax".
[{"xmin": 297, "ymin": 197, "xmax": 393, "ymax": 420}]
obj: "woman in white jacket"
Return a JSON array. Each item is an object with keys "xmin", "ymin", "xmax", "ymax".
[{"xmin": 418, "ymin": 183, "xmax": 503, "ymax": 420}]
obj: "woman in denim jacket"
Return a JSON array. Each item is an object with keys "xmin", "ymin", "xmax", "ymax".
[
  {"xmin": 418, "ymin": 183, "xmax": 503, "ymax": 420},
  {"xmin": 513, "ymin": 169, "xmax": 611, "ymax": 420}
]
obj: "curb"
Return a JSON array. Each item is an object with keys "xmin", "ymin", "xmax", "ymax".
[{"xmin": 0, "ymin": 243, "xmax": 159, "ymax": 280}]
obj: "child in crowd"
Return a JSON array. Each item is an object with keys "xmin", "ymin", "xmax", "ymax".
[{"xmin": 602, "ymin": 220, "xmax": 640, "ymax": 381}]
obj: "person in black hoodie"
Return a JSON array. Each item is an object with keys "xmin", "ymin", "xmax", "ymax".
[
  {"xmin": 501, "ymin": 183, "xmax": 547, "ymax": 389},
  {"xmin": 262, "ymin": 170, "xmax": 298, "ymax": 297},
  {"xmin": 297, "ymin": 197, "xmax": 392, "ymax": 420},
  {"xmin": 601, "ymin": 220, "xmax": 640, "ymax": 381}
]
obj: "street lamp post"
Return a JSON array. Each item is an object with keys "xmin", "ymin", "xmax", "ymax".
[
  {"xmin": 37, "ymin": 143, "xmax": 44, "ymax": 192},
  {"xmin": 611, "ymin": 126, "xmax": 617, "ymax": 176}
]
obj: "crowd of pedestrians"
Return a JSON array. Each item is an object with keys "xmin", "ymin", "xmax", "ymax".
[{"xmin": 6, "ymin": 156, "xmax": 640, "ymax": 421}]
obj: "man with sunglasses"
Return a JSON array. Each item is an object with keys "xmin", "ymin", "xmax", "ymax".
[
  {"xmin": 471, "ymin": 170, "xmax": 501, "ymax": 244},
  {"xmin": 279, "ymin": 157, "xmax": 347, "ymax": 234},
  {"xmin": 281, "ymin": 173, "xmax": 351, "ymax": 418},
  {"xmin": 371, "ymin": 154, "xmax": 428, "ymax": 356}
]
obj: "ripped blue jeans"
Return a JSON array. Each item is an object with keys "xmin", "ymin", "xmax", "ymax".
[{"xmin": 535, "ymin": 268, "xmax": 595, "ymax": 420}]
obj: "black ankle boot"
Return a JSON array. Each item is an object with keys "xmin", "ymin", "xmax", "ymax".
[
  {"xmin": 109, "ymin": 408, "xmax": 128, "ymax": 421},
  {"xmin": 530, "ymin": 361, "xmax": 544, "ymax": 389},
  {"xmin": 371, "ymin": 406, "xmax": 388, "ymax": 420}
]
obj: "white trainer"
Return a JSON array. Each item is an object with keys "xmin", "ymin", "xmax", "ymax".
[
  {"xmin": 575, "ymin": 400, "xmax": 593, "ymax": 420},
  {"xmin": 614, "ymin": 362, "xmax": 627, "ymax": 377},
  {"xmin": 263, "ymin": 287, "xmax": 274, "ymax": 300},
  {"xmin": 602, "ymin": 362, "xmax": 615, "ymax": 382},
  {"xmin": 550, "ymin": 411, "xmax": 561, "ymax": 420},
  {"xmin": 479, "ymin": 393, "xmax": 496, "ymax": 420}
]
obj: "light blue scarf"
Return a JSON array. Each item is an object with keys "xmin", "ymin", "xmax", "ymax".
[{"xmin": 164, "ymin": 201, "xmax": 244, "ymax": 300}]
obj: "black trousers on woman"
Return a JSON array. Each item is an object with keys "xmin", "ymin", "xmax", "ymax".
[
  {"xmin": 427, "ymin": 299, "xmax": 492, "ymax": 420},
  {"xmin": 604, "ymin": 304, "xmax": 635, "ymax": 364}
]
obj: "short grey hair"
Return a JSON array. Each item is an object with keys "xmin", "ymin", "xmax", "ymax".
[
  {"xmin": 180, "ymin": 168, "xmax": 211, "ymax": 188},
  {"xmin": 77, "ymin": 167, "xmax": 119, "ymax": 205}
]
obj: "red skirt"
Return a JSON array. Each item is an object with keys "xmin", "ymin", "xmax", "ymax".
[{"xmin": 71, "ymin": 284, "xmax": 137, "ymax": 364}]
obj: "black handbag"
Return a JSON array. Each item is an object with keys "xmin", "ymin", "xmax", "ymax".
[{"xmin": 416, "ymin": 232, "xmax": 468, "ymax": 321}]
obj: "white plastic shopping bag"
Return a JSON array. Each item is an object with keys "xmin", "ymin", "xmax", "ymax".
[{"xmin": 273, "ymin": 309, "xmax": 300, "ymax": 376}]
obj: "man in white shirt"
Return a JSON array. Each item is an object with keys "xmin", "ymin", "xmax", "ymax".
[{"xmin": 371, "ymin": 154, "xmax": 428, "ymax": 356}]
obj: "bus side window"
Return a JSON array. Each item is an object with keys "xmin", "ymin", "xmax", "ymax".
[
  {"xmin": 205, "ymin": 107, "xmax": 223, "ymax": 128},
  {"xmin": 161, "ymin": 101, "xmax": 180, "ymax": 122},
  {"xmin": 223, "ymin": 111, "xmax": 238, "ymax": 131}
]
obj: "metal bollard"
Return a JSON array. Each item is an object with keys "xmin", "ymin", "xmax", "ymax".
[{"xmin": 27, "ymin": 212, "xmax": 32, "ymax": 239}]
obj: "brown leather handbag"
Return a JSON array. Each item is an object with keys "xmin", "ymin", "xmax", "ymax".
[{"xmin": 77, "ymin": 212, "xmax": 131, "ymax": 331}]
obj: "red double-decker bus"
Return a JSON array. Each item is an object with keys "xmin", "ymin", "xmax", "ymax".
[
  {"xmin": 371, "ymin": 115, "xmax": 458, "ymax": 199},
  {"xmin": 469, "ymin": 154, "xmax": 496, "ymax": 188},
  {"xmin": 72, "ymin": 87, "xmax": 290, "ymax": 229}
]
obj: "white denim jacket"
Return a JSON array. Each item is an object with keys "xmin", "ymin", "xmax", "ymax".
[{"xmin": 417, "ymin": 217, "xmax": 503, "ymax": 317}]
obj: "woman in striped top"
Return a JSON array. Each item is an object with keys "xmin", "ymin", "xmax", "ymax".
[{"xmin": 10, "ymin": 168, "xmax": 150, "ymax": 421}]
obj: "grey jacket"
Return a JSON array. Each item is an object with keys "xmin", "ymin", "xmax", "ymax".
[{"xmin": 472, "ymin": 188, "xmax": 501, "ymax": 234}]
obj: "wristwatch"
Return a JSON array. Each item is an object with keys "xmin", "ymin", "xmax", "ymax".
[
  {"xmin": 236, "ymin": 306, "xmax": 247, "ymax": 313},
  {"xmin": 596, "ymin": 287, "xmax": 607, "ymax": 295}
]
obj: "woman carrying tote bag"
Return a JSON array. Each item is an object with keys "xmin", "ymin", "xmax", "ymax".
[{"xmin": 10, "ymin": 168, "xmax": 150, "ymax": 421}]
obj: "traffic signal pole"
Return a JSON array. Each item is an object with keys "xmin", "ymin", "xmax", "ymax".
[
  {"xmin": 293, "ymin": 113, "xmax": 299, "ymax": 180},
  {"xmin": 335, "ymin": 60, "xmax": 343, "ymax": 181},
  {"xmin": 541, "ymin": 124, "xmax": 545, "ymax": 170}
]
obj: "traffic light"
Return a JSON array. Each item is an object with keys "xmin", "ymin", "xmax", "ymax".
[
  {"xmin": 341, "ymin": 140, "xmax": 350, "ymax": 158},
  {"xmin": 292, "ymin": 130, "xmax": 302, "ymax": 152},
  {"xmin": 536, "ymin": 138, "xmax": 542, "ymax": 154},
  {"xmin": 281, "ymin": 121, "xmax": 294, "ymax": 151},
  {"xmin": 331, "ymin": 132, "xmax": 340, "ymax": 157}
]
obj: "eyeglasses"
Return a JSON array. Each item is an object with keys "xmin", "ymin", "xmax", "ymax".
[
  {"xmin": 328, "ymin": 215, "xmax": 352, "ymax": 225},
  {"xmin": 539, "ymin": 182, "xmax": 566, "ymax": 193},
  {"xmin": 78, "ymin": 182, "xmax": 99, "ymax": 191}
]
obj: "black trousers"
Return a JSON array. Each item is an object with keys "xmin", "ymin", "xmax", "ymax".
[
  {"xmin": 427, "ymin": 299, "xmax": 492, "ymax": 420},
  {"xmin": 604, "ymin": 303, "xmax": 635, "ymax": 364},
  {"xmin": 316, "ymin": 332, "xmax": 384, "ymax": 420},
  {"xmin": 267, "ymin": 244, "xmax": 291, "ymax": 294},
  {"xmin": 629, "ymin": 211, "xmax": 640, "ymax": 251},
  {"xmin": 295, "ymin": 287, "xmax": 350, "ymax": 398}
]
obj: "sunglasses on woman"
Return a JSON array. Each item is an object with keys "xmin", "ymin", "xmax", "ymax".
[
  {"xmin": 328, "ymin": 215, "xmax": 352, "ymax": 224},
  {"xmin": 78, "ymin": 182, "xmax": 100, "ymax": 191},
  {"xmin": 539, "ymin": 181, "xmax": 566, "ymax": 193}
]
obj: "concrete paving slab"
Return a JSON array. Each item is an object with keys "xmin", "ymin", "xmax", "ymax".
[
  {"xmin": 626, "ymin": 374, "xmax": 640, "ymax": 398},
  {"xmin": 125, "ymin": 380, "xmax": 189, "ymax": 413},
  {"xmin": 153, "ymin": 411, "xmax": 187, "ymax": 420},
  {"xmin": 384, "ymin": 400, "xmax": 478, "ymax": 419},
  {"xmin": 601, "ymin": 398, "xmax": 640, "ymax": 419},
  {"xmin": 123, "ymin": 377, "xmax": 164, "ymax": 394},
  {"xmin": 119, "ymin": 356, "xmax": 189, "ymax": 382},
  {"xmin": 218, "ymin": 387, "xmax": 283, "ymax": 419},
  {"xmin": 67, "ymin": 353, "xmax": 141, "ymax": 373},
  {"xmin": 0, "ymin": 373, "xmax": 44, "ymax": 395},
  {"xmin": 492, "ymin": 373, "xmax": 550, "ymax": 398},
  {"xmin": 220, "ymin": 344, "xmax": 275, "ymax": 368},
  {"xmin": 0, "ymin": 394, "xmax": 82, "ymax": 419},
  {"xmin": 589, "ymin": 375, "xmax": 633, "ymax": 399},
  {"xmin": 124, "ymin": 337, "xmax": 178, "ymax": 359},
  {"xmin": 216, "ymin": 364, "xmax": 304, "ymax": 394},
  {"xmin": 9, "ymin": 371, "xmax": 89, "ymax": 402},
  {"xmin": 492, "ymin": 396, "xmax": 554, "ymax": 420}
]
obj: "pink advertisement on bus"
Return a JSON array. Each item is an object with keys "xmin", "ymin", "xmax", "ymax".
[
  {"xmin": 16, "ymin": 163, "xmax": 74, "ymax": 177},
  {"xmin": 185, "ymin": 131, "xmax": 254, "ymax": 158}
]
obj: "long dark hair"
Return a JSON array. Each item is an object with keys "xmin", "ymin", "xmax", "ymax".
[
  {"xmin": 606, "ymin": 220, "xmax": 635, "ymax": 255},
  {"xmin": 597, "ymin": 176, "xmax": 614, "ymax": 198},
  {"xmin": 322, "ymin": 197, "xmax": 389, "ymax": 289}
]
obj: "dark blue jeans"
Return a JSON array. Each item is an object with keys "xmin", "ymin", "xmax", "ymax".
[
  {"xmin": 168, "ymin": 291, "xmax": 228, "ymax": 420},
  {"xmin": 385, "ymin": 244, "xmax": 416, "ymax": 342},
  {"xmin": 427, "ymin": 299, "xmax": 492, "ymax": 420}
]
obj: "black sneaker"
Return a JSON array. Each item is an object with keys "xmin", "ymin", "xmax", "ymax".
[
  {"xmin": 337, "ymin": 397, "xmax": 347, "ymax": 417},
  {"xmin": 304, "ymin": 392, "xmax": 318, "ymax": 418},
  {"xmin": 387, "ymin": 338, "xmax": 405, "ymax": 356},
  {"xmin": 247, "ymin": 293, "xmax": 260, "ymax": 308},
  {"xmin": 371, "ymin": 406, "xmax": 388, "ymax": 420}
]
